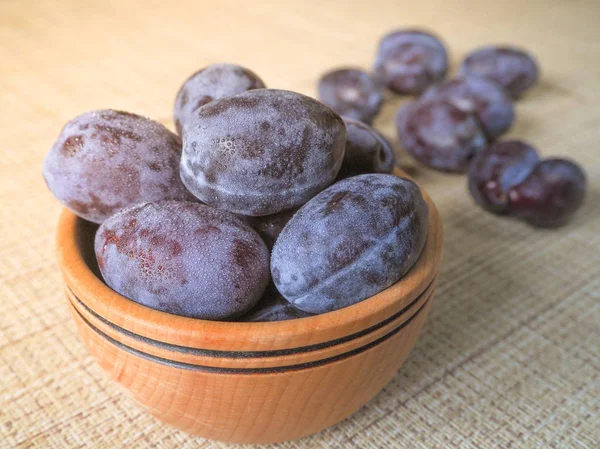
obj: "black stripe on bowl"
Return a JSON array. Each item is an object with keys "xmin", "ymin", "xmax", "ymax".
[
  {"xmin": 71, "ymin": 294, "xmax": 431, "ymax": 374},
  {"xmin": 67, "ymin": 277, "xmax": 434, "ymax": 359}
]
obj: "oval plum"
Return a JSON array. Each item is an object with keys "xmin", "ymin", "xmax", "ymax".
[
  {"xmin": 396, "ymin": 98, "xmax": 488, "ymax": 172},
  {"xmin": 507, "ymin": 159, "xmax": 586, "ymax": 227},
  {"xmin": 422, "ymin": 75, "xmax": 515, "ymax": 140},
  {"xmin": 460, "ymin": 46, "xmax": 539, "ymax": 98},
  {"xmin": 468, "ymin": 140, "xmax": 540, "ymax": 213},
  {"xmin": 374, "ymin": 30, "xmax": 448, "ymax": 95},
  {"xmin": 338, "ymin": 117, "xmax": 396, "ymax": 179},
  {"xmin": 173, "ymin": 63, "xmax": 265, "ymax": 135},
  {"xmin": 271, "ymin": 174, "xmax": 429, "ymax": 314},
  {"xmin": 94, "ymin": 201, "xmax": 270, "ymax": 320},
  {"xmin": 318, "ymin": 68, "xmax": 384, "ymax": 125},
  {"xmin": 43, "ymin": 109, "xmax": 193, "ymax": 224},
  {"xmin": 181, "ymin": 89, "xmax": 346, "ymax": 216}
]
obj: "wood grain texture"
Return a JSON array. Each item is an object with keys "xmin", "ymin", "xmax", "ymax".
[
  {"xmin": 64, "ymin": 280, "xmax": 436, "ymax": 369},
  {"xmin": 56, "ymin": 169, "xmax": 443, "ymax": 443},
  {"xmin": 69, "ymin": 298, "xmax": 433, "ymax": 443},
  {"xmin": 1, "ymin": 0, "xmax": 599, "ymax": 448}
]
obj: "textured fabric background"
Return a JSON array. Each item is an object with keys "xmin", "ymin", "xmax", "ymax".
[{"xmin": 1, "ymin": 1, "xmax": 598, "ymax": 447}]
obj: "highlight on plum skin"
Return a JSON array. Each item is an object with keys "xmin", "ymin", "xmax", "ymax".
[
  {"xmin": 374, "ymin": 29, "xmax": 448, "ymax": 96},
  {"xmin": 318, "ymin": 68, "xmax": 384, "ymax": 125},
  {"xmin": 271, "ymin": 174, "xmax": 429, "ymax": 314},
  {"xmin": 460, "ymin": 46, "xmax": 539, "ymax": 98},
  {"xmin": 42, "ymin": 109, "xmax": 194, "ymax": 224},
  {"xmin": 94, "ymin": 200, "xmax": 270, "ymax": 320},
  {"xmin": 396, "ymin": 98, "xmax": 488, "ymax": 173},
  {"xmin": 173, "ymin": 63, "xmax": 265, "ymax": 135},
  {"xmin": 468, "ymin": 140, "xmax": 540, "ymax": 213}
]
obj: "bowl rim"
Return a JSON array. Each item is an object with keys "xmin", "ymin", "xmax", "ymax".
[{"xmin": 57, "ymin": 169, "xmax": 443, "ymax": 351}]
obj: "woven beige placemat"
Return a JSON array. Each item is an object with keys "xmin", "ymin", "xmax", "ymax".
[{"xmin": 1, "ymin": 0, "xmax": 598, "ymax": 447}]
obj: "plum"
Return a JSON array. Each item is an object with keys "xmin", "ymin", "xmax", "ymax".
[
  {"xmin": 173, "ymin": 63, "xmax": 265, "ymax": 135},
  {"xmin": 271, "ymin": 174, "xmax": 429, "ymax": 314},
  {"xmin": 507, "ymin": 159, "xmax": 586, "ymax": 227},
  {"xmin": 460, "ymin": 46, "xmax": 539, "ymax": 98},
  {"xmin": 240, "ymin": 283, "xmax": 313, "ymax": 322},
  {"xmin": 43, "ymin": 109, "xmax": 193, "ymax": 224},
  {"xmin": 181, "ymin": 89, "xmax": 346, "ymax": 216},
  {"xmin": 244, "ymin": 208, "xmax": 298, "ymax": 250},
  {"xmin": 94, "ymin": 201, "xmax": 270, "ymax": 320},
  {"xmin": 422, "ymin": 75, "xmax": 515, "ymax": 140},
  {"xmin": 318, "ymin": 68, "xmax": 384, "ymax": 125},
  {"xmin": 338, "ymin": 117, "xmax": 396, "ymax": 179},
  {"xmin": 396, "ymin": 98, "xmax": 488, "ymax": 172},
  {"xmin": 468, "ymin": 140, "xmax": 540, "ymax": 213},
  {"xmin": 374, "ymin": 30, "xmax": 448, "ymax": 95}
]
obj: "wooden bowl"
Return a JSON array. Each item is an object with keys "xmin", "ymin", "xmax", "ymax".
[{"xmin": 56, "ymin": 170, "xmax": 443, "ymax": 444}]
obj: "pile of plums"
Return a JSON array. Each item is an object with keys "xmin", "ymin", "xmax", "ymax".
[
  {"xmin": 43, "ymin": 64, "xmax": 429, "ymax": 322},
  {"xmin": 318, "ymin": 30, "xmax": 586, "ymax": 228}
]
